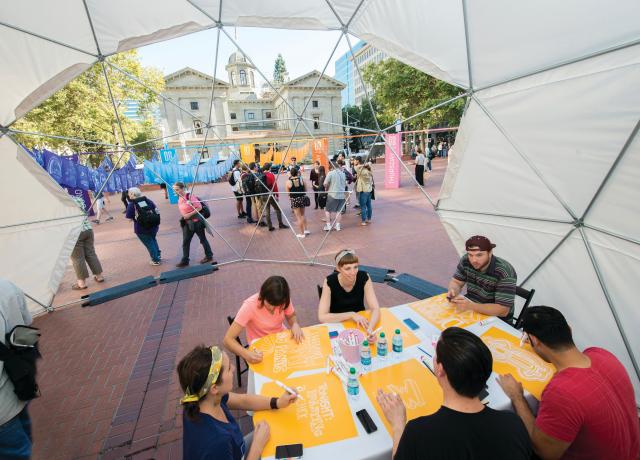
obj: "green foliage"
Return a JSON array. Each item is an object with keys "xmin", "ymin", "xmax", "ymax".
[
  {"xmin": 13, "ymin": 50, "xmax": 165, "ymax": 163},
  {"xmin": 273, "ymin": 53, "xmax": 288, "ymax": 84},
  {"xmin": 362, "ymin": 58, "xmax": 465, "ymax": 129}
]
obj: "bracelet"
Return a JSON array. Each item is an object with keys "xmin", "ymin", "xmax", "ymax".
[{"xmin": 270, "ymin": 397, "xmax": 278, "ymax": 410}]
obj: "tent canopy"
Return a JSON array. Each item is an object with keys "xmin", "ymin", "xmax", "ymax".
[{"xmin": 1, "ymin": 0, "xmax": 638, "ymax": 397}]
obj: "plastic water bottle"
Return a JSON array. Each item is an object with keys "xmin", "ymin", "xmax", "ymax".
[
  {"xmin": 392, "ymin": 329, "xmax": 403, "ymax": 360},
  {"xmin": 347, "ymin": 367, "xmax": 359, "ymax": 400},
  {"xmin": 377, "ymin": 332, "xmax": 388, "ymax": 361},
  {"xmin": 360, "ymin": 340, "xmax": 372, "ymax": 371}
]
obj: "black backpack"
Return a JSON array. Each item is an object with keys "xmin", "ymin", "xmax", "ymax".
[
  {"xmin": 185, "ymin": 194, "xmax": 210, "ymax": 219},
  {"xmin": 228, "ymin": 168, "xmax": 238, "ymax": 186},
  {"xmin": 0, "ymin": 325, "xmax": 41, "ymax": 401},
  {"xmin": 241, "ymin": 173, "xmax": 255, "ymax": 195},
  {"xmin": 253, "ymin": 171, "xmax": 269, "ymax": 195},
  {"xmin": 133, "ymin": 197, "xmax": 160, "ymax": 228}
]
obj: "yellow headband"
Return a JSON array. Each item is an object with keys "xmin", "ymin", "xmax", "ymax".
[{"xmin": 181, "ymin": 346, "xmax": 223, "ymax": 404}]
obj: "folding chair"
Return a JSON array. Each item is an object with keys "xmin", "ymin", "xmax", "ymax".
[
  {"xmin": 226, "ymin": 316, "xmax": 249, "ymax": 388},
  {"xmin": 317, "ymin": 284, "xmax": 323, "ymax": 299},
  {"xmin": 513, "ymin": 287, "xmax": 535, "ymax": 329}
]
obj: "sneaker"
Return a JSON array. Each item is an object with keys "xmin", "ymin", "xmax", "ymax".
[
  {"xmin": 247, "ymin": 219, "xmax": 256, "ymax": 224},
  {"xmin": 354, "ymin": 205, "xmax": 360, "ymax": 208},
  {"xmin": 361, "ymin": 222, "xmax": 368, "ymax": 226},
  {"xmin": 200, "ymin": 256, "xmax": 213, "ymax": 264},
  {"xmin": 150, "ymin": 260, "xmax": 161, "ymax": 266},
  {"xmin": 268, "ymin": 227, "xmax": 275, "ymax": 231},
  {"xmin": 335, "ymin": 223, "xmax": 341, "ymax": 231},
  {"xmin": 92, "ymin": 219, "xmax": 100, "ymax": 224},
  {"xmin": 105, "ymin": 216, "xmax": 114, "ymax": 221},
  {"xmin": 304, "ymin": 230, "xmax": 310, "ymax": 235},
  {"xmin": 258, "ymin": 222, "xmax": 267, "ymax": 227},
  {"xmin": 296, "ymin": 234, "xmax": 306, "ymax": 239},
  {"xmin": 175, "ymin": 261, "xmax": 189, "ymax": 268},
  {"xmin": 323, "ymin": 224, "xmax": 332, "ymax": 231},
  {"xmin": 278, "ymin": 224, "xmax": 288, "ymax": 229}
]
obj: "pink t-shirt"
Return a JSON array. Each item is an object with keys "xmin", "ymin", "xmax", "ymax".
[
  {"xmin": 235, "ymin": 293, "xmax": 295, "ymax": 343},
  {"xmin": 178, "ymin": 194, "xmax": 202, "ymax": 218}
]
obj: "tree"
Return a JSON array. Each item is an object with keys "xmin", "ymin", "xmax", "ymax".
[
  {"xmin": 13, "ymin": 50, "xmax": 165, "ymax": 165},
  {"xmin": 273, "ymin": 54, "xmax": 288, "ymax": 84},
  {"xmin": 342, "ymin": 102, "xmax": 379, "ymax": 152}
]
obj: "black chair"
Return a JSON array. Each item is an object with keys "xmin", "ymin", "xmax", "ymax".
[
  {"xmin": 317, "ymin": 284, "xmax": 323, "ymax": 299},
  {"xmin": 513, "ymin": 287, "xmax": 535, "ymax": 329},
  {"xmin": 226, "ymin": 316, "xmax": 250, "ymax": 388}
]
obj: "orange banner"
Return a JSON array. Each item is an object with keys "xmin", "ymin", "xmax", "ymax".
[
  {"xmin": 408, "ymin": 294, "xmax": 488, "ymax": 330},
  {"xmin": 312, "ymin": 138, "xmax": 329, "ymax": 170}
]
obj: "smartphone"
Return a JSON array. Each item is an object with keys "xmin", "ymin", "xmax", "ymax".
[
  {"xmin": 275, "ymin": 443, "xmax": 303, "ymax": 459},
  {"xmin": 403, "ymin": 318, "xmax": 420, "ymax": 330},
  {"xmin": 356, "ymin": 409, "xmax": 378, "ymax": 434},
  {"xmin": 328, "ymin": 330, "xmax": 339, "ymax": 339}
]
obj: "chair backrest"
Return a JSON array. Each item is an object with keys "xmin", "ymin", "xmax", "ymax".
[
  {"xmin": 227, "ymin": 315, "xmax": 247, "ymax": 348},
  {"xmin": 514, "ymin": 287, "xmax": 535, "ymax": 329},
  {"xmin": 317, "ymin": 284, "xmax": 323, "ymax": 299}
]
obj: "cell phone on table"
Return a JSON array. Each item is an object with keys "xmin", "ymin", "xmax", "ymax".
[
  {"xmin": 403, "ymin": 318, "xmax": 420, "ymax": 330},
  {"xmin": 275, "ymin": 443, "xmax": 303, "ymax": 459},
  {"xmin": 356, "ymin": 409, "xmax": 378, "ymax": 434}
]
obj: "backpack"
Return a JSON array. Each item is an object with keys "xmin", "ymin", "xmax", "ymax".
[
  {"xmin": 343, "ymin": 168, "xmax": 354, "ymax": 184},
  {"xmin": 185, "ymin": 193, "xmax": 210, "ymax": 219},
  {"xmin": 241, "ymin": 173, "xmax": 256, "ymax": 195},
  {"xmin": 228, "ymin": 168, "xmax": 238, "ymax": 187},
  {"xmin": 133, "ymin": 197, "xmax": 160, "ymax": 228},
  {"xmin": 0, "ymin": 325, "xmax": 41, "ymax": 401},
  {"xmin": 253, "ymin": 171, "xmax": 269, "ymax": 195}
]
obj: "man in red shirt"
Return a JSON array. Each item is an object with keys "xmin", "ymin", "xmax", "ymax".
[
  {"xmin": 498, "ymin": 306, "xmax": 640, "ymax": 459},
  {"xmin": 262, "ymin": 163, "xmax": 287, "ymax": 231}
]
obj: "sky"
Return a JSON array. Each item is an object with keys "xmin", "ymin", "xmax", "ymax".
[{"xmin": 137, "ymin": 27, "xmax": 359, "ymax": 87}]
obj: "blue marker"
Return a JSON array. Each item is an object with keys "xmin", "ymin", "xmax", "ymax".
[{"xmin": 417, "ymin": 346, "xmax": 432, "ymax": 358}]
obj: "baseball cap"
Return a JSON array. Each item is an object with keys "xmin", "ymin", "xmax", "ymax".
[{"xmin": 465, "ymin": 235, "xmax": 496, "ymax": 251}]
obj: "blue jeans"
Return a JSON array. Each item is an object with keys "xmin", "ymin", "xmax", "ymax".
[
  {"xmin": 359, "ymin": 192, "xmax": 372, "ymax": 222},
  {"xmin": 137, "ymin": 232, "xmax": 161, "ymax": 262},
  {"xmin": 0, "ymin": 406, "xmax": 32, "ymax": 460}
]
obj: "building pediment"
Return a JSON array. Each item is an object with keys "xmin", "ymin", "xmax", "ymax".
[
  {"xmin": 284, "ymin": 70, "xmax": 346, "ymax": 89},
  {"xmin": 165, "ymin": 67, "xmax": 230, "ymax": 89}
]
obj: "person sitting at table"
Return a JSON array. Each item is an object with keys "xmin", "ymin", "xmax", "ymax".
[
  {"xmin": 317, "ymin": 249, "xmax": 381, "ymax": 339},
  {"xmin": 447, "ymin": 235, "xmax": 517, "ymax": 322},
  {"xmin": 224, "ymin": 275, "xmax": 304, "ymax": 364},
  {"xmin": 178, "ymin": 344, "xmax": 297, "ymax": 460},
  {"xmin": 377, "ymin": 327, "xmax": 531, "ymax": 459},
  {"xmin": 497, "ymin": 306, "xmax": 640, "ymax": 460}
]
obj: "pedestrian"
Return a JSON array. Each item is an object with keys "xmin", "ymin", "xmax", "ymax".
[
  {"xmin": 428, "ymin": 144, "xmax": 436, "ymax": 171},
  {"xmin": 91, "ymin": 189, "xmax": 114, "ymax": 224},
  {"xmin": 323, "ymin": 161, "xmax": 347, "ymax": 231},
  {"xmin": 355, "ymin": 161, "xmax": 374, "ymax": 225},
  {"xmin": 70, "ymin": 195, "xmax": 105, "ymax": 289},
  {"xmin": 262, "ymin": 163, "xmax": 287, "ymax": 231},
  {"xmin": 120, "ymin": 190, "xmax": 129, "ymax": 214},
  {"xmin": 244, "ymin": 162, "xmax": 269, "ymax": 228},
  {"xmin": 239, "ymin": 165, "xmax": 255, "ymax": 224},
  {"xmin": 125, "ymin": 187, "xmax": 162, "ymax": 266},
  {"xmin": 309, "ymin": 161, "xmax": 321, "ymax": 209},
  {"xmin": 0, "ymin": 278, "xmax": 36, "ymax": 459},
  {"xmin": 317, "ymin": 165, "xmax": 327, "ymax": 210},
  {"xmin": 286, "ymin": 166, "xmax": 310, "ymax": 238},
  {"xmin": 229, "ymin": 159, "xmax": 246, "ymax": 219},
  {"xmin": 338, "ymin": 158, "xmax": 353, "ymax": 215},
  {"xmin": 173, "ymin": 182, "xmax": 215, "ymax": 268},
  {"xmin": 415, "ymin": 148, "xmax": 426, "ymax": 186}
]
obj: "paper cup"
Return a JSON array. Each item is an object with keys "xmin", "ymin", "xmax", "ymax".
[{"xmin": 338, "ymin": 328, "xmax": 365, "ymax": 363}]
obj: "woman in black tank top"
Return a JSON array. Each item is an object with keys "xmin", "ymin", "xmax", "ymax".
[{"xmin": 318, "ymin": 249, "xmax": 381, "ymax": 341}]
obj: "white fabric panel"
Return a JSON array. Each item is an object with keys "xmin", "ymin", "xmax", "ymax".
[
  {"xmin": 585, "ymin": 228, "xmax": 640, "ymax": 379},
  {"xmin": 466, "ymin": 0, "xmax": 640, "ymax": 88},
  {"xmin": 87, "ymin": 0, "xmax": 213, "ymax": 55},
  {"xmin": 0, "ymin": 0, "xmax": 97, "ymax": 54},
  {"xmin": 0, "ymin": 137, "xmax": 84, "ymax": 312},
  {"xmin": 350, "ymin": 0, "xmax": 469, "ymax": 88},
  {"xmin": 588, "ymin": 129, "xmax": 640, "ymax": 242},
  {"xmin": 523, "ymin": 231, "xmax": 640, "ymax": 397},
  {"xmin": 0, "ymin": 26, "xmax": 93, "ymax": 126},
  {"xmin": 477, "ymin": 45, "xmax": 640, "ymax": 217},
  {"xmin": 438, "ymin": 100, "xmax": 570, "ymax": 220}
]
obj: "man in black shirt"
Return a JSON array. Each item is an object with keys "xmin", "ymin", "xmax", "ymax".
[{"xmin": 377, "ymin": 327, "xmax": 531, "ymax": 460}]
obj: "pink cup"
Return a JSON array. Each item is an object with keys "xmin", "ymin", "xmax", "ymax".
[{"xmin": 338, "ymin": 328, "xmax": 365, "ymax": 364}]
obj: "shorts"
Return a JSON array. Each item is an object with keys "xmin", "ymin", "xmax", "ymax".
[
  {"xmin": 326, "ymin": 196, "xmax": 345, "ymax": 213},
  {"xmin": 234, "ymin": 191, "xmax": 243, "ymax": 202}
]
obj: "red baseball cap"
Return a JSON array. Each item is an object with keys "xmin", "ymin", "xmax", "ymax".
[{"xmin": 465, "ymin": 235, "xmax": 496, "ymax": 251}]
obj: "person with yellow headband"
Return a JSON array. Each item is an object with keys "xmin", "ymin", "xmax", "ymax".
[
  {"xmin": 177, "ymin": 345, "xmax": 296, "ymax": 460},
  {"xmin": 318, "ymin": 249, "xmax": 381, "ymax": 341}
]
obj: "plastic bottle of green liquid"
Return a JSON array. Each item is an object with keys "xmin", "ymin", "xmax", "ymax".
[
  {"xmin": 392, "ymin": 329, "xmax": 403, "ymax": 360},
  {"xmin": 347, "ymin": 367, "xmax": 359, "ymax": 400},
  {"xmin": 360, "ymin": 340, "xmax": 372, "ymax": 371},
  {"xmin": 377, "ymin": 332, "xmax": 388, "ymax": 360}
]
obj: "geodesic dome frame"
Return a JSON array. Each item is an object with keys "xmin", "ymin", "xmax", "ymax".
[{"xmin": 1, "ymin": 1, "xmax": 638, "ymax": 398}]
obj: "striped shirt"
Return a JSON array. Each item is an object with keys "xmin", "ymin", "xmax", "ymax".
[
  {"xmin": 453, "ymin": 255, "xmax": 517, "ymax": 319},
  {"xmin": 72, "ymin": 196, "xmax": 92, "ymax": 231}
]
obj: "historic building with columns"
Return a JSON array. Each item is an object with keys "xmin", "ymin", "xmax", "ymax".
[{"xmin": 160, "ymin": 51, "xmax": 345, "ymax": 161}]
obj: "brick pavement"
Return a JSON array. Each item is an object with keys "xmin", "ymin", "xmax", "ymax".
[{"xmin": 29, "ymin": 158, "xmax": 458, "ymax": 459}]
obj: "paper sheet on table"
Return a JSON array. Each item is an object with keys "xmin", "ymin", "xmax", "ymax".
[
  {"xmin": 250, "ymin": 325, "xmax": 332, "ymax": 380},
  {"xmin": 409, "ymin": 293, "xmax": 488, "ymax": 330},
  {"xmin": 481, "ymin": 327, "xmax": 554, "ymax": 400},
  {"xmin": 360, "ymin": 359, "xmax": 443, "ymax": 435},
  {"xmin": 341, "ymin": 308, "xmax": 421, "ymax": 353},
  {"xmin": 254, "ymin": 373, "xmax": 358, "ymax": 457}
]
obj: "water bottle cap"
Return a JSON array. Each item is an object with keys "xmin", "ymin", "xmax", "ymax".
[
  {"xmin": 362, "ymin": 340, "xmax": 368, "ymax": 346},
  {"xmin": 350, "ymin": 367, "xmax": 356, "ymax": 374},
  {"xmin": 395, "ymin": 329, "xmax": 401, "ymax": 334},
  {"xmin": 380, "ymin": 332, "xmax": 385, "ymax": 338}
]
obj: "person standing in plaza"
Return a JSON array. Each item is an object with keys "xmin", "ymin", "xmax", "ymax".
[
  {"xmin": 415, "ymin": 148, "xmax": 426, "ymax": 186},
  {"xmin": 286, "ymin": 166, "xmax": 309, "ymax": 238},
  {"xmin": 229, "ymin": 159, "xmax": 246, "ymax": 219},
  {"xmin": 316, "ymin": 165, "xmax": 327, "ymax": 210},
  {"xmin": 262, "ymin": 163, "xmax": 287, "ymax": 231},
  {"xmin": 322, "ymin": 161, "xmax": 346, "ymax": 231},
  {"xmin": 91, "ymin": 189, "xmax": 114, "ymax": 224},
  {"xmin": 247, "ymin": 162, "xmax": 269, "ymax": 228},
  {"xmin": 355, "ymin": 160, "xmax": 374, "ymax": 226},
  {"xmin": 70, "ymin": 195, "xmax": 105, "ymax": 290},
  {"xmin": 0, "ymin": 278, "xmax": 35, "ymax": 459},
  {"xmin": 173, "ymin": 181, "xmax": 214, "ymax": 268},
  {"xmin": 309, "ymin": 161, "xmax": 321, "ymax": 209},
  {"xmin": 125, "ymin": 187, "xmax": 161, "ymax": 265},
  {"xmin": 239, "ymin": 165, "xmax": 255, "ymax": 224}
]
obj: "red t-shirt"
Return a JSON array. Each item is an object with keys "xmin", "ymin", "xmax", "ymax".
[
  {"xmin": 264, "ymin": 171, "xmax": 278, "ymax": 195},
  {"xmin": 536, "ymin": 347, "xmax": 640, "ymax": 460}
]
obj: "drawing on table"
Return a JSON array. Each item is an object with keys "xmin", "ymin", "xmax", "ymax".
[
  {"xmin": 409, "ymin": 294, "xmax": 488, "ymax": 330},
  {"xmin": 386, "ymin": 378, "xmax": 425, "ymax": 410}
]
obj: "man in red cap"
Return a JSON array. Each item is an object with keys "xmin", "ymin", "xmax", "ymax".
[{"xmin": 447, "ymin": 235, "xmax": 517, "ymax": 321}]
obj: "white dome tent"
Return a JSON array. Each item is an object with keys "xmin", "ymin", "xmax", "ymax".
[{"xmin": 0, "ymin": 1, "xmax": 638, "ymax": 399}]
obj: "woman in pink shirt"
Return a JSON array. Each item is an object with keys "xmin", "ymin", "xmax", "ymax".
[
  {"xmin": 224, "ymin": 276, "xmax": 304, "ymax": 364},
  {"xmin": 173, "ymin": 181, "xmax": 214, "ymax": 268}
]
